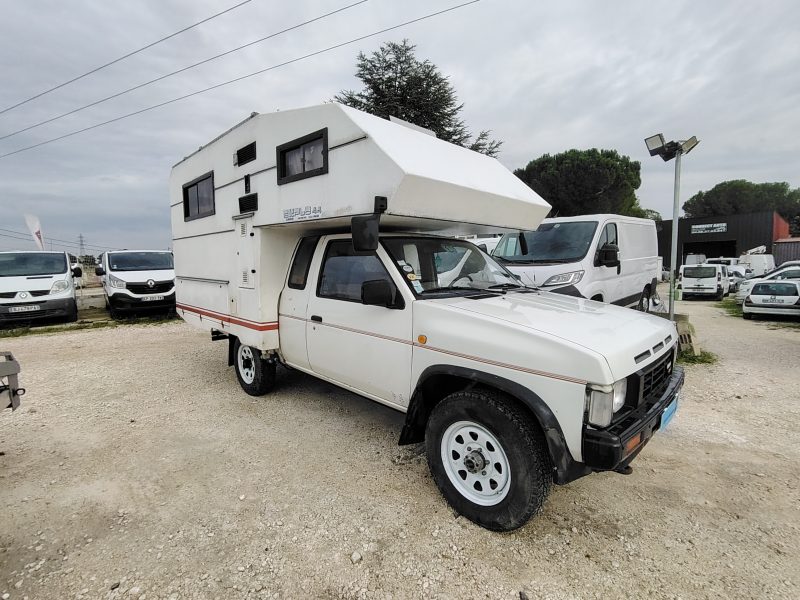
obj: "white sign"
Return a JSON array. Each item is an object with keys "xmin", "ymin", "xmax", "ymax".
[{"xmin": 691, "ymin": 223, "xmax": 727, "ymax": 234}]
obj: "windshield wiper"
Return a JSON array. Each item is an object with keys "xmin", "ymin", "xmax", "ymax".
[
  {"xmin": 487, "ymin": 282, "xmax": 526, "ymax": 290},
  {"xmin": 419, "ymin": 286, "xmax": 500, "ymax": 295}
]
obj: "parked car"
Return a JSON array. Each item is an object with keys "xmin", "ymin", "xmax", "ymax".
[
  {"xmin": 95, "ymin": 251, "xmax": 175, "ymax": 318},
  {"xmin": 0, "ymin": 251, "xmax": 81, "ymax": 325},
  {"xmin": 677, "ymin": 263, "xmax": 730, "ymax": 299},
  {"xmin": 735, "ymin": 263, "xmax": 800, "ymax": 304},
  {"xmin": 727, "ymin": 270, "xmax": 745, "ymax": 292},
  {"xmin": 742, "ymin": 281, "xmax": 800, "ymax": 320},
  {"xmin": 492, "ymin": 215, "xmax": 659, "ymax": 310}
]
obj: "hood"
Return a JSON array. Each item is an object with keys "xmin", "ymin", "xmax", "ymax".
[
  {"xmin": 0, "ymin": 273, "xmax": 69, "ymax": 294},
  {"xmin": 421, "ymin": 290, "xmax": 676, "ymax": 382},
  {"xmin": 109, "ymin": 269, "xmax": 175, "ymax": 283}
]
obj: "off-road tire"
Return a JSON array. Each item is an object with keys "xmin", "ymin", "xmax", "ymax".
[
  {"xmin": 425, "ymin": 388, "xmax": 553, "ymax": 531},
  {"xmin": 233, "ymin": 339, "xmax": 276, "ymax": 396}
]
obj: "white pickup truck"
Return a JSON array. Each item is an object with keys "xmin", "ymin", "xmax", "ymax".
[{"xmin": 171, "ymin": 104, "xmax": 683, "ymax": 530}]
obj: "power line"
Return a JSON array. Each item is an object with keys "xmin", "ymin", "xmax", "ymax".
[
  {"xmin": 0, "ymin": 0, "xmax": 253, "ymax": 116},
  {"xmin": 0, "ymin": 0, "xmax": 369, "ymax": 141},
  {"xmin": 0, "ymin": 229, "xmax": 116, "ymax": 250},
  {"xmin": 0, "ymin": 0, "xmax": 481, "ymax": 160}
]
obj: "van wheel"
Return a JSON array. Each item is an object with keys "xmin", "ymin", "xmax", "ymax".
[
  {"xmin": 637, "ymin": 286, "xmax": 651, "ymax": 312},
  {"xmin": 234, "ymin": 339, "xmax": 276, "ymax": 396},
  {"xmin": 425, "ymin": 388, "xmax": 552, "ymax": 531},
  {"xmin": 66, "ymin": 300, "xmax": 78, "ymax": 323}
]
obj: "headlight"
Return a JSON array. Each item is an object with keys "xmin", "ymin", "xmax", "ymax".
[
  {"xmin": 542, "ymin": 270, "xmax": 584, "ymax": 287},
  {"xmin": 50, "ymin": 280, "xmax": 70, "ymax": 294},
  {"xmin": 109, "ymin": 275, "xmax": 127, "ymax": 289},
  {"xmin": 585, "ymin": 379, "xmax": 628, "ymax": 428}
]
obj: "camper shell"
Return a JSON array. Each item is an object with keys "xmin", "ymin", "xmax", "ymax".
[{"xmin": 169, "ymin": 104, "xmax": 684, "ymax": 531}]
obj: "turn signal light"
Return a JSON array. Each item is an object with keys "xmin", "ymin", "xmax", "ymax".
[{"xmin": 624, "ymin": 433, "xmax": 643, "ymax": 456}]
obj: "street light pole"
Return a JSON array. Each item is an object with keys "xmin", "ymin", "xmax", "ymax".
[{"xmin": 668, "ymin": 149, "xmax": 682, "ymax": 321}]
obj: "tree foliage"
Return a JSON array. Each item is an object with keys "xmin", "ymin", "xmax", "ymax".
[
  {"xmin": 334, "ymin": 40, "xmax": 502, "ymax": 157},
  {"xmin": 683, "ymin": 180, "xmax": 800, "ymax": 235},
  {"xmin": 514, "ymin": 149, "xmax": 648, "ymax": 218}
]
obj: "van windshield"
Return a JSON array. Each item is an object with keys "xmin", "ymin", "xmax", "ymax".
[
  {"xmin": 683, "ymin": 266, "xmax": 716, "ymax": 279},
  {"xmin": 493, "ymin": 222, "xmax": 598, "ymax": 264},
  {"xmin": 0, "ymin": 252, "xmax": 67, "ymax": 277},
  {"xmin": 109, "ymin": 252, "xmax": 173, "ymax": 272}
]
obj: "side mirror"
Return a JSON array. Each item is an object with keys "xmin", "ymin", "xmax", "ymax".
[
  {"xmin": 72, "ymin": 266, "xmax": 83, "ymax": 278},
  {"xmin": 351, "ymin": 214, "xmax": 380, "ymax": 252},
  {"xmin": 477, "ymin": 243, "xmax": 488, "ymax": 252},
  {"xmin": 361, "ymin": 279, "xmax": 396, "ymax": 308},
  {"xmin": 598, "ymin": 243, "xmax": 620, "ymax": 268},
  {"xmin": 95, "ymin": 266, "xmax": 105, "ymax": 276}
]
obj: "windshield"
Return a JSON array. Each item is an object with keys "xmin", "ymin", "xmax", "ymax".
[
  {"xmin": 683, "ymin": 266, "xmax": 716, "ymax": 279},
  {"xmin": 0, "ymin": 252, "xmax": 67, "ymax": 277},
  {"xmin": 109, "ymin": 252, "xmax": 173, "ymax": 272},
  {"xmin": 382, "ymin": 237, "xmax": 523, "ymax": 296},
  {"xmin": 493, "ymin": 221, "xmax": 598, "ymax": 264}
]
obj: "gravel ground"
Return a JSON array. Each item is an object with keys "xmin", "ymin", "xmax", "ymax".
[{"xmin": 1, "ymin": 300, "xmax": 798, "ymax": 600}]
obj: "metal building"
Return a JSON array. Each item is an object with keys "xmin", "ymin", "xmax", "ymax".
[
  {"xmin": 657, "ymin": 211, "xmax": 790, "ymax": 268},
  {"xmin": 774, "ymin": 237, "xmax": 800, "ymax": 265}
]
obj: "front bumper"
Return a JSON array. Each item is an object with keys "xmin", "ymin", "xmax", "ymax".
[
  {"xmin": 582, "ymin": 365, "xmax": 684, "ymax": 471},
  {"xmin": 109, "ymin": 292, "xmax": 175, "ymax": 312},
  {"xmin": 0, "ymin": 297, "xmax": 75, "ymax": 323}
]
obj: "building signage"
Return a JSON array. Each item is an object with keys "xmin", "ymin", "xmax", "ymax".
[{"xmin": 691, "ymin": 223, "xmax": 727, "ymax": 234}]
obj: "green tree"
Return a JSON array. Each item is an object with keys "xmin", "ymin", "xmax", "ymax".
[
  {"xmin": 335, "ymin": 40, "xmax": 502, "ymax": 157},
  {"xmin": 514, "ymin": 149, "xmax": 646, "ymax": 217},
  {"xmin": 641, "ymin": 208, "xmax": 662, "ymax": 221},
  {"xmin": 683, "ymin": 180, "xmax": 800, "ymax": 235}
]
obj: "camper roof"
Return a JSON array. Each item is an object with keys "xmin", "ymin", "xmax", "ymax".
[{"xmin": 170, "ymin": 103, "xmax": 551, "ymax": 235}]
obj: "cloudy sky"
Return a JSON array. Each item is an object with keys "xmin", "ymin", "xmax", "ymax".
[{"xmin": 0, "ymin": 0, "xmax": 798, "ymax": 253}]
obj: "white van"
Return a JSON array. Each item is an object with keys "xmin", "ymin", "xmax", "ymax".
[
  {"xmin": 96, "ymin": 251, "xmax": 175, "ymax": 318},
  {"xmin": 0, "ymin": 251, "xmax": 81, "ymax": 324},
  {"xmin": 492, "ymin": 215, "xmax": 659, "ymax": 310},
  {"xmin": 678, "ymin": 263, "xmax": 730, "ymax": 299},
  {"xmin": 738, "ymin": 254, "xmax": 775, "ymax": 277}
]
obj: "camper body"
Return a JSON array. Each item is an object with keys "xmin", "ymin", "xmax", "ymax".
[
  {"xmin": 0, "ymin": 251, "xmax": 81, "ymax": 325},
  {"xmin": 492, "ymin": 215, "xmax": 659, "ymax": 309},
  {"xmin": 169, "ymin": 104, "xmax": 683, "ymax": 531}
]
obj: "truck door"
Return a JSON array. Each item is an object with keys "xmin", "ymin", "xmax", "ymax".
[{"xmin": 305, "ymin": 238, "xmax": 413, "ymax": 408}]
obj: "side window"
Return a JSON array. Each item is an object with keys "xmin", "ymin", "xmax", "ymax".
[
  {"xmin": 603, "ymin": 223, "xmax": 618, "ymax": 247},
  {"xmin": 182, "ymin": 172, "xmax": 215, "ymax": 221},
  {"xmin": 277, "ymin": 128, "xmax": 328, "ymax": 185},
  {"xmin": 778, "ymin": 269, "xmax": 800, "ymax": 280},
  {"xmin": 318, "ymin": 240, "xmax": 399, "ymax": 304},
  {"xmin": 287, "ymin": 236, "xmax": 319, "ymax": 289}
]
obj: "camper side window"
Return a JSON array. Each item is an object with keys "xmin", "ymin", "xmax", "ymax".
[
  {"xmin": 276, "ymin": 128, "xmax": 328, "ymax": 185},
  {"xmin": 317, "ymin": 240, "xmax": 398, "ymax": 304},
  {"xmin": 288, "ymin": 237, "xmax": 320, "ymax": 289},
  {"xmin": 182, "ymin": 172, "xmax": 215, "ymax": 221}
]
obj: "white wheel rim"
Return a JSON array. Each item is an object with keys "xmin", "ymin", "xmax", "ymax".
[
  {"xmin": 441, "ymin": 420, "xmax": 511, "ymax": 506},
  {"xmin": 237, "ymin": 345, "xmax": 256, "ymax": 384}
]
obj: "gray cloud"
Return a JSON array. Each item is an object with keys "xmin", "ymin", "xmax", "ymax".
[{"xmin": 1, "ymin": 0, "xmax": 798, "ymax": 253}]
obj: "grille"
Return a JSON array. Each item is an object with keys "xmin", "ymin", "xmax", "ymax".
[
  {"xmin": 126, "ymin": 281, "xmax": 173, "ymax": 295},
  {"xmin": 0, "ymin": 292, "xmax": 15, "ymax": 299},
  {"xmin": 641, "ymin": 350, "xmax": 674, "ymax": 401},
  {"xmin": 30, "ymin": 290, "xmax": 50, "ymax": 297},
  {"xmin": 239, "ymin": 193, "xmax": 258, "ymax": 213},
  {"xmin": 236, "ymin": 142, "xmax": 256, "ymax": 166}
]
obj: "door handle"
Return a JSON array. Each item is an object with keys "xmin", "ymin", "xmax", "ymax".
[{"xmin": 310, "ymin": 315, "xmax": 323, "ymax": 323}]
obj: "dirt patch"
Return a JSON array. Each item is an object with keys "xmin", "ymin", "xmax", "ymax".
[{"xmin": 1, "ymin": 301, "xmax": 798, "ymax": 599}]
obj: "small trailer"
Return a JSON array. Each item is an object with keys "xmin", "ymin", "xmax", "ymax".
[
  {"xmin": 1, "ymin": 352, "xmax": 25, "ymax": 411},
  {"xmin": 170, "ymin": 104, "xmax": 683, "ymax": 531}
]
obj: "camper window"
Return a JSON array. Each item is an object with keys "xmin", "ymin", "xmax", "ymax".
[
  {"xmin": 317, "ymin": 240, "xmax": 398, "ymax": 305},
  {"xmin": 288, "ymin": 236, "xmax": 320, "ymax": 289},
  {"xmin": 182, "ymin": 172, "xmax": 215, "ymax": 221},
  {"xmin": 277, "ymin": 128, "xmax": 328, "ymax": 185}
]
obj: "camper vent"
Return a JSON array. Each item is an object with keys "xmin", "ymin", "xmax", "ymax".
[
  {"xmin": 239, "ymin": 222, "xmax": 248, "ymax": 236},
  {"xmin": 235, "ymin": 142, "xmax": 256, "ymax": 166},
  {"xmin": 241, "ymin": 270, "xmax": 249, "ymax": 285},
  {"xmin": 238, "ymin": 193, "xmax": 258, "ymax": 213}
]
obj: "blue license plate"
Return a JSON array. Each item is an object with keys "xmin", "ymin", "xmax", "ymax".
[{"xmin": 660, "ymin": 394, "xmax": 679, "ymax": 429}]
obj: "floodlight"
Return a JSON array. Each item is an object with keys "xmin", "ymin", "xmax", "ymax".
[
  {"xmin": 680, "ymin": 136, "xmax": 699, "ymax": 155},
  {"xmin": 645, "ymin": 134, "xmax": 666, "ymax": 157}
]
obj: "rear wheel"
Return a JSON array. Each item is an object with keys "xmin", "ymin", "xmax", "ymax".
[
  {"xmin": 636, "ymin": 286, "xmax": 651, "ymax": 312},
  {"xmin": 425, "ymin": 388, "xmax": 552, "ymax": 531},
  {"xmin": 234, "ymin": 339, "xmax": 276, "ymax": 396}
]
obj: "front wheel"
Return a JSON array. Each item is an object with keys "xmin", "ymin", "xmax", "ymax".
[
  {"xmin": 425, "ymin": 389, "xmax": 552, "ymax": 531},
  {"xmin": 637, "ymin": 286, "xmax": 651, "ymax": 312},
  {"xmin": 234, "ymin": 339, "xmax": 276, "ymax": 396}
]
